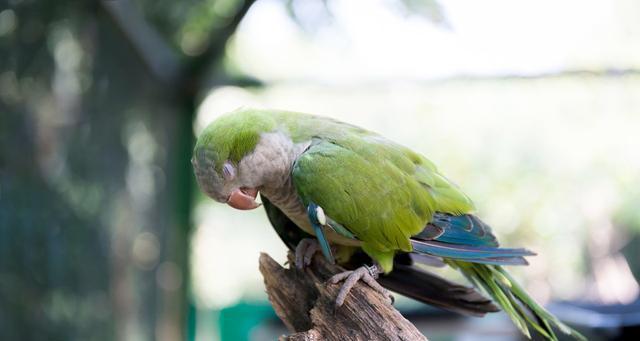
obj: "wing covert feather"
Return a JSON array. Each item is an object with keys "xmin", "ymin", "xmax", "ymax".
[{"xmin": 292, "ymin": 139, "xmax": 436, "ymax": 253}]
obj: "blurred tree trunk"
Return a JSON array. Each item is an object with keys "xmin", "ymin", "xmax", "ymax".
[{"xmin": 0, "ymin": 0, "xmax": 255, "ymax": 340}]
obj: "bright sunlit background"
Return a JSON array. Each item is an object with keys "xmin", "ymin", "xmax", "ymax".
[{"xmin": 190, "ymin": 0, "xmax": 640, "ymax": 339}]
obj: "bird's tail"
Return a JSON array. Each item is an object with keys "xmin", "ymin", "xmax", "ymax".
[
  {"xmin": 379, "ymin": 262, "xmax": 500, "ymax": 316},
  {"xmin": 447, "ymin": 260, "xmax": 585, "ymax": 341}
]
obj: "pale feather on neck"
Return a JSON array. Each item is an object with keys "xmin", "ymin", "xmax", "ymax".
[
  {"xmin": 238, "ymin": 131, "xmax": 310, "ymax": 189},
  {"xmin": 238, "ymin": 131, "xmax": 310, "ymax": 219}
]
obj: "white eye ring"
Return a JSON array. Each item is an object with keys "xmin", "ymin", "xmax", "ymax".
[{"xmin": 222, "ymin": 162, "xmax": 236, "ymax": 180}]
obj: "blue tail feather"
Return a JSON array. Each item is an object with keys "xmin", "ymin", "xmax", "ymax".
[
  {"xmin": 464, "ymin": 256, "xmax": 530, "ymax": 266},
  {"xmin": 416, "ymin": 213, "xmax": 499, "ymax": 247},
  {"xmin": 410, "ymin": 239, "xmax": 535, "ymax": 266}
]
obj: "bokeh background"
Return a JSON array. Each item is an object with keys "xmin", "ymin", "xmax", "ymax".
[{"xmin": 2, "ymin": 0, "xmax": 640, "ymax": 340}]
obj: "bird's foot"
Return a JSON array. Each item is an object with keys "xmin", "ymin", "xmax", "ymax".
[
  {"xmin": 328, "ymin": 264, "xmax": 394, "ymax": 307},
  {"xmin": 294, "ymin": 238, "xmax": 321, "ymax": 269}
]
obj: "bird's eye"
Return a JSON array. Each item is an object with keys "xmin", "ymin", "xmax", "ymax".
[{"xmin": 222, "ymin": 162, "xmax": 236, "ymax": 180}]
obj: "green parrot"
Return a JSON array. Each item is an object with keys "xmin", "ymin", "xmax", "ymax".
[{"xmin": 192, "ymin": 108, "xmax": 584, "ymax": 340}]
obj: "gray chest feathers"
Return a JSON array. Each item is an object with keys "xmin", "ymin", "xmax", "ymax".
[
  {"xmin": 262, "ymin": 178, "xmax": 312, "ymax": 231},
  {"xmin": 240, "ymin": 132, "xmax": 312, "ymax": 230}
]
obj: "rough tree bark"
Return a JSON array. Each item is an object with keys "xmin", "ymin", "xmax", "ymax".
[{"xmin": 259, "ymin": 253, "xmax": 428, "ymax": 341}]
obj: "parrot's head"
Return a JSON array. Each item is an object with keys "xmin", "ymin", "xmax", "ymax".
[{"xmin": 191, "ymin": 109, "xmax": 280, "ymax": 210}]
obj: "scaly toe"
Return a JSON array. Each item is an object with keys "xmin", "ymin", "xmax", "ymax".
[
  {"xmin": 328, "ymin": 270, "xmax": 354, "ymax": 284},
  {"xmin": 360, "ymin": 272, "xmax": 392, "ymax": 302},
  {"xmin": 303, "ymin": 242, "xmax": 320, "ymax": 266},
  {"xmin": 330, "ymin": 265, "xmax": 388, "ymax": 308},
  {"xmin": 295, "ymin": 238, "xmax": 317, "ymax": 269}
]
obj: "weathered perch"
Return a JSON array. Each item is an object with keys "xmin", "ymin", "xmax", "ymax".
[{"xmin": 259, "ymin": 252, "xmax": 428, "ymax": 341}]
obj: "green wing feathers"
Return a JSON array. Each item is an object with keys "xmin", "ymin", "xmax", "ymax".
[
  {"xmin": 293, "ymin": 140, "xmax": 431, "ymax": 251},
  {"xmin": 292, "ymin": 135, "xmax": 475, "ymax": 271}
]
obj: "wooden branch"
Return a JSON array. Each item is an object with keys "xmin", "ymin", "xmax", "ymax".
[{"xmin": 259, "ymin": 253, "xmax": 428, "ymax": 341}]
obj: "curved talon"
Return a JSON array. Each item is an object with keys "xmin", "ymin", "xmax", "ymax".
[
  {"xmin": 328, "ymin": 264, "xmax": 394, "ymax": 307},
  {"xmin": 295, "ymin": 238, "xmax": 320, "ymax": 269}
]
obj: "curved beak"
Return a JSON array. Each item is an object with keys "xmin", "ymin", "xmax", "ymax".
[{"xmin": 227, "ymin": 188, "xmax": 260, "ymax": 210}]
